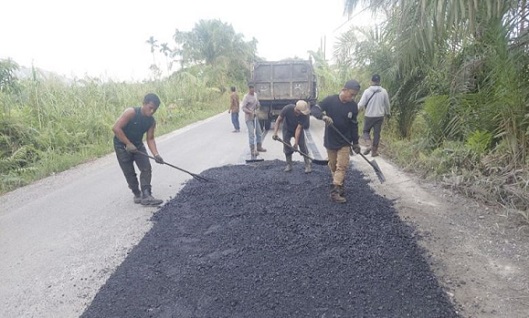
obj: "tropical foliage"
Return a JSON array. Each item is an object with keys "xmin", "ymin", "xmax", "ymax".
[
  {"xmin": 0, "ymin": 62, "xmax": 228, "ymax": 193},
  {"xmin": 2, "ymin": 8, "xmax": 528, "ymax": 212},
  {"xmin": 336, "ymin": 0, "xmax": 529, "ymax": 210}
]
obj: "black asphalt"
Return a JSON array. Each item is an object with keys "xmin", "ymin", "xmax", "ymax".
[{"xmin": 81, "ymin": 160, "xmax": 459, "ymax": 318}]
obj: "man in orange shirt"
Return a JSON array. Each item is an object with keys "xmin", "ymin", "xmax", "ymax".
[{"xmin": 228, "ymin": 86, "xmax": 240, "ymax": 132}]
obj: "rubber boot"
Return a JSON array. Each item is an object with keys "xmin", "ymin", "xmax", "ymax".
[
  {"xmin": 304, "ymin": 157, "xmax": 312, "ymax": 173},
  {"xmin": 371, "ymin": 145, "xmax": 379, "ymax": 157},
  {"xmin": 133, "ymin": 189, "xmax": 141, "ymax": 204},
  {"xmin": 250, "ymin": 145, "xmax": 259, "ymax": 157},
  {"xmin": 284, "ymin": 155, "xmax": 293, "ymax": 172},
  {"xmin": 257, "ymin": 143, "xmax": 267, "ymax": 152},
  {"xmin": 141, "ymin": 187, "xmax": 163, "ymax": 206},
  {"xmin": 330, "ymin": 185, "xmax": 347, "ymax": 203}
]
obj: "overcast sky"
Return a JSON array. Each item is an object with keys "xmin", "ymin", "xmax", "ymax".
[{"xmin": 1, "ymin": 0, "xmax": 371, "ymax": 81}]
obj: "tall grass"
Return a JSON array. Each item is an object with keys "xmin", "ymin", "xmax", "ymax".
[{"xmin": 0, "ymin": 74, "xmax": 228, "ymax": 194}]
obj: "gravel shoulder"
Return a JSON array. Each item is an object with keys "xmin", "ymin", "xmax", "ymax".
[{"xmin": 351, "ymin": 154, "xmax": 529, "ymax": 318}]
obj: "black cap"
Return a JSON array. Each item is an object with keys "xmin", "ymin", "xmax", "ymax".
[
  {"xmin": 344, "ymin": 79, "xmax": 360, "ymax": 91},
  {"xmin": 371, "ymin": 74, "xmax": 381, "ymax": 83}
]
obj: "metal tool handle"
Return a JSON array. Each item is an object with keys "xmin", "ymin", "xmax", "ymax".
[{"xmin": 136, "ymin": 150, "xmax": 210, "ymax": 182}]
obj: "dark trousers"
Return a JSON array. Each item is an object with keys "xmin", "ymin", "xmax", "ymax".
[
  {"xmin": 231, "ymin": 112, "xmax": 240, "ymax": 130},
  {"xmin": 363, "ymin": 116, "xmax": 384, "ymax": 147},
  {"xmin": 114, "ymin": 143, "xmax": 152, "ymax": 194},
  {"xmin": 282, "ymin": 129, "xmax": 308, "ymax": 156}
]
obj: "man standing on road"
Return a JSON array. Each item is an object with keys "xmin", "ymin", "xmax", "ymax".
[
  {"xmin": 228, "ymin": 86, "xmax": 240, "ymax": 132},
  {"xmin": 112, "ymin": 93, "xmax": 164, "ymax": 206},
  {"xmin": 357, "ymin": 74, "xmax": 391, "ymax": 157},
  {"xmin": 272, "ymin": 100, "xmax": 312, "ymax": 173},
  {"xmin": 241, "ymin": 84, "xmax": 266, "ymax": 157},
  {"xmin": 312, "ymin": 80, "xmax": 361, "ymax": 203}
]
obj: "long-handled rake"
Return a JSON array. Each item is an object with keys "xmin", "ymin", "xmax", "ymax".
[
  {"xmin": 273, "ymin": 136, "xmax": 328, "ymax": 165},
  {"xmin": 328, "ymin": 124, "xmax": 386, "ymax": 183},
  {"xmin": 137, "ymin": 151, "xmax": 212, "ymax": 182}
]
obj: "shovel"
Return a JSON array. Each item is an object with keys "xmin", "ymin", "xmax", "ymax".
[
  {"xmin": 273, "ymin": 136, "xmax": 328, "ymax": 165},
  {"xmin": 328, "ymin": 123, "xmax": 386, "ymax": 183},
  {"xmin": 137, "ymin": 151, "xmax": 212, "ymax": 182}
]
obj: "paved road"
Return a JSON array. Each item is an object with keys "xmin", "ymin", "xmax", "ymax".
[{"xmin": 1, "ymin": 112, "xmax": 312, "ymax": 318}]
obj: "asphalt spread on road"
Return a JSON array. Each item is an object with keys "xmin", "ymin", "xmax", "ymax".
[{"xmin": 81, "ymin": 160, "xmax": 459, "ymax": 318}]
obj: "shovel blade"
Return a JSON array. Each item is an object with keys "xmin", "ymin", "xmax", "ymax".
[
  {"xmin": 370, "ymin": 160, "xmax": 386, "ymax": 183},
  {"xmin": 312, "ymin": 159, "xmax": 329, "ymax": 166}
]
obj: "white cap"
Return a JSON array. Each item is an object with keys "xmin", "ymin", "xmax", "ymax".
[{"xmin": 295, "ymin": 100, "xmax": 310, "ymax": 115}]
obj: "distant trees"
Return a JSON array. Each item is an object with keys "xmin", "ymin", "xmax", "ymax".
[{"xmin": 146, "ymin": 19, "xmax": 257, "ymax": 86}]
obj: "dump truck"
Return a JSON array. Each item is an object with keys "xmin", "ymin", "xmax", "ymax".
[{"xmin": 251, "ymin": 59, "xmax": 318, "ymax": 130}]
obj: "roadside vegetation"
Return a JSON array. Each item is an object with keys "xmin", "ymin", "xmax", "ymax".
[
  {"xmin": 335, "ymin": 0, "xmax": 529, "ymax": 217},
  {"xmin": 1, "ymin": 3, "xmax": 528, "ymax": 218}
]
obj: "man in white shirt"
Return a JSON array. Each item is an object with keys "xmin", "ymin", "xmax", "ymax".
[{"xmin": 357, "ymin": 74, "xmax": 391, "ymax": 157}]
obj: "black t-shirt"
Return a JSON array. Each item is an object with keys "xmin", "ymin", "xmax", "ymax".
[
  {"xmin": 318, "ymin": 94, "xmax": 359, "ymax": 150},
  {"xmin": 279, "ymin": 104, "xmax": 309, "ymax": 135}
]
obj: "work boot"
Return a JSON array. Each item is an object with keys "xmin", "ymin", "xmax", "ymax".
[
  {"xmin": 141, "ymin": 188, "xmax": 163, "ymax": 206},
  {"xmin": 330, "ymin": 185, "xmax": 347, "ymax": 203},
  {"xmin": 304, "ymin": 158, "xmax": 312, "ymax": 173},
  {"xmin": 250, "ymin": 145, "xmax": 259, "ymax": 157},
  {"xmin": 257, "ymin": 143, "xmax": 267, "ymax": 152},
  {"xmin": 284, "ymin": 155, "xmax": 293, "ymax": 172},
  {"xmin": 371, "ymin": 145, "xmax": 379, "ymax": 157},
  {"xmin": 133, "ymin": 190, "xmax": 141, "ymax": 204}
]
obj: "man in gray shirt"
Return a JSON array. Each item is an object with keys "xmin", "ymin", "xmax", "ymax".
[
  {"xmin": 241, "ymin": 84, "xmax": 267, "ymax": 157},
  {"xmin": 357, "ymin": 74, "xmax": 390, "ymax": 157}
]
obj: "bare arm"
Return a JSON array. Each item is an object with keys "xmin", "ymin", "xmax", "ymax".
[
  {"xmin": 112, "ymin": 108, "xmax": 136, "ymax": 146},
  {"xmin": 145, "ymin": 122, "xmax": 159, "ymax": 156},
  {"xmin": 273, "ymin": 115, "xmax": 284, "ymax": 137},
  {"xmin": 293, "ymin": 124, "xmax": 303, "ymax": 147}
]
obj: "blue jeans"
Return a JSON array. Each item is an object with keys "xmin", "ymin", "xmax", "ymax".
[
  {"xmin": 231, "ymin": 112, "xmax": 240, "ymax": 131},
  {"xmin": 245, "ymin": 117, "xmax": 262, "ymax": 146}
]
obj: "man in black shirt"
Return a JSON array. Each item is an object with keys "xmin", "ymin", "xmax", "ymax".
[
  {"xmin": 112, "ymin": 93, "xmax": 165, "ymax": 206},
  {"xmin": 272, "ymin": 100, "xmax": 312, "ymax": 173},
  {"xmin": 311, "ymin": 80, "xmax": 361, "ymax": 203}
]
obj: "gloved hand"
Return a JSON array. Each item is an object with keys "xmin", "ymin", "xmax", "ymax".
[
  {"xmin": 385, "ymin": 113, "xmax": 391, "ymax": 119},
  {"xmin": 272, "ymin": 134, "xmax": 279, "ymax": 141},
  {"xmin": 322, "ymin": 115, "xmax": 333, "ymax": 125},
  {"xmin": 125, "ymin": 144, "xmax": 138, "ymax": 154},
  {"xmin": 154, "ymin": 154, "xmax": 164, "ymax": 164},
  {"xmin": 350, "ymin": 144, "xmax": 361, "ymax": 155}
]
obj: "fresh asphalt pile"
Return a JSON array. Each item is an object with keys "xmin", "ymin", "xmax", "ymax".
[{"xmin": 82, "ymin": 160, "xmax": 459, "ymax": 318}]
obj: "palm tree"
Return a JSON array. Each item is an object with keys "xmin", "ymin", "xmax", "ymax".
[
  {"xmin": 159, "ymin": 43, "xmax": 173, "ymax": 74},
  {"xmin": 146, "ymin": 36, "xmax": 159, "ymax": 66}
]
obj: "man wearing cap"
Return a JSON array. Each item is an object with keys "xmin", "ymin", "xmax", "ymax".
[
  {"xmin": 272, "ymin": 100, "xmax": 312, "ymax": 173},
  {"xmin": 311, "ymin": 80, "xmax": 361, "ymax": 203},
  {"xmin": 357, "ymin": 74, "xmax": 391, "ymax": 157}
]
